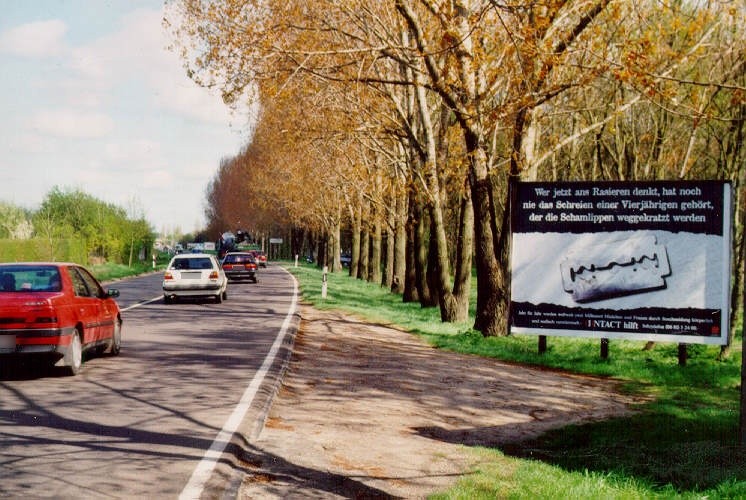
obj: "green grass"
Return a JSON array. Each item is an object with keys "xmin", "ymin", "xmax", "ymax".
[
  {"xmin": 91, "ymin": 261, "xmax": 161, "ymax": 282},
  {"xmin": 90, "ymin": 251, "xmax": 173, "ymax": 282},
  {"xmin": 284, "ymin": 262, "xmax": 746, "ymax": 498}
]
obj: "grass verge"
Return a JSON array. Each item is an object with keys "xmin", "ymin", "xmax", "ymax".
[
  {"xmin": 285, "ymin": 262, "xmax": 746, "ymax": 498},
  {"xmin": 91, "ymin": 262, "xmax": 160, "ymax": 282}
]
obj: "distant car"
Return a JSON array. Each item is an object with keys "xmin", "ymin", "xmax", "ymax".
[
  {"xmin": 252, "ymin": 251, "xmax": 268, "ymax": 268},
  {"xmin": 340, "ymin": 253, "xmax": 352, "ymax": 268},
  {"xmin": 163, "ymin": 253, "xmax": 228, "ymax": 304},
  {"xmin": 0, "ymin": 262, "xmax": 122, "ymax": 376},
  {"xmin": 221, "ymin": 252, "xmax": 258, "ymax": 283}
]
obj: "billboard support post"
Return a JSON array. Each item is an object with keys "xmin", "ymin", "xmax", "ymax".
[
  {"xmin": 538, "ymin": 335, "xmax": 547, "ymax": 354},
  {"xmin": 678, "ymin": 344, "xmax": 687, "ymax": 366},
  {"xmin": 601, "ymin": 338, "xmax": 609, "ymax": 359}
]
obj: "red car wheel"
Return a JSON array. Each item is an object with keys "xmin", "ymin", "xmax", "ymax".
[{"xmin": 62, "ymin": 328, "xmax": 83, "ymax": 376}]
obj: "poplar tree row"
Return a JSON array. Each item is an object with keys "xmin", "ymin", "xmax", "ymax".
[{"xmin": 170, "ymin": 1, "xmax": 746, "ymax": 341}]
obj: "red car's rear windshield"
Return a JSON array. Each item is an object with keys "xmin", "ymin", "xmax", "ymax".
[
  {"xmin": 224, "ymin": 255, "xmax": 255, "ymax": 264},
  {"xmin": 0, "ymin": 265, "xmax": 61, "ymax": 292}
]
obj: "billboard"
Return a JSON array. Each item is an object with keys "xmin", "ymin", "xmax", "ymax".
[{"xmin": 509, "ymin": 180, "xmax": 732, "ymax": 345}]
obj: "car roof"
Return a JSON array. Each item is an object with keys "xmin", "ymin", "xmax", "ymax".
[
  {"xmin": 172, "ymin": 253, "xmax": 214, "ymax": 258},
  {"xmin": 0, "ymin": 262, "xmax": 72, "ymax": 267}
]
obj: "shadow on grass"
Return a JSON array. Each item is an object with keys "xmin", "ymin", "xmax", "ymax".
[{"xmin": 498, "ymin": 411, "xmax": 746, "ymax": 493}]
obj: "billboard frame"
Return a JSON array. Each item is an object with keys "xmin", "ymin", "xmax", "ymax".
[{"xmin": 508, "ymin": 180, "xmax": 732, "ymax": 346}]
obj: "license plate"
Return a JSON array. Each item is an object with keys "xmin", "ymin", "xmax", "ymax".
[{"xmin": 0, "ymin": 334, "xmax": 16, "ymax": 353}]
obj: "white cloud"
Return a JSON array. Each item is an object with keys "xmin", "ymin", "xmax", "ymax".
[
  {"xmin": 64, "ymin": 7, "xmax": 248, "ymax": 126},
  {"xmin": 142, "ymin": 169, "xmax": 174, "ymax": 187},
  {"xmin": 29, "ymin": 108, "xmax": 114, "ymax": 138},
  {"xmin": 0, "ymin": 20, "xmax": 68, "ymax": 57},
  {"xmin": 0, "ymin": 4, "xmax": 251, "ymax": 232},
  {"xmin": 104, "ymin": 139, "xmax": 161, "ymax": 163},
  {"xmin": 10, "ymin": 133, "xmax": 55, "ymax": 154}
]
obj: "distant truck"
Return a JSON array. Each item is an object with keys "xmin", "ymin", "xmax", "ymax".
[{"xmin": 217, "ymin": 230, "xmax": 251, "ymax": 259}]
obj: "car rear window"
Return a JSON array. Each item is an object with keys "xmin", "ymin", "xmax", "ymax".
[
  {"xmin": 171, "ymin": 257, "xmax": 214, "ymax": 270},
  {"xmin": 0, "ymin": 266, "xmax": 61, "ymax": 292},
  {"xmin": 225, "ymin": 254, "xmax": 254, "ymax": 264}
]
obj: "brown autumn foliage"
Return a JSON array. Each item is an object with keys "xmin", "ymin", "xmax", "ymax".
[{"xmin": 169, "ymin": 0, "xmax": 746, "ymax": 341}]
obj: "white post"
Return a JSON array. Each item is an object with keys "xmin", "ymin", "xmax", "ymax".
[
  {"xmin": 321, "ymin": 266, "xmax": 328, "ymax": 298},
  {"xmin": 294, "ymin": 254, "xmax": 299, "ymax": 267}
]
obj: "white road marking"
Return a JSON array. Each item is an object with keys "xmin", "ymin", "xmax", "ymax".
[
  {"xmin": 121, "ymin": 295, "xmax": 163, "ymax": 312},
  {"xmin": 179, "ymin": 271, "xmax": 299, "ymax": 500}
]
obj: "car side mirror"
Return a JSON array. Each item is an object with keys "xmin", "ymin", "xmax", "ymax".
[{"xmin": 107, "ymin": 289, "xmax": 120, "ymax": 298}]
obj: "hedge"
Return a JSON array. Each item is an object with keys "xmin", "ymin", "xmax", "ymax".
[{"xmin": 0, "ymin": 238, "xmax": 87, "ymax": 264}]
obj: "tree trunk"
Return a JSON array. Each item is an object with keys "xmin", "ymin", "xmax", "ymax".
[
  {"xmin": 350, "ymin": 195, "xmax": 362, "ymax": 277},
  {"xmin": 358, "ymin": 216, "xmax": 370, "ymax": 281},
  {"xmin": 415, "ymin": 197, "xmax": 435, "ymax": 307},
  {"xmin": 392, "ymin": 185, "xmax": 407, "ymax": 295},
  {"xmin": 444, "ymin": 180, "xmax": 473, "ymax": 322},
  {"xmin": 403, "ymin": 188, "xmax": 419, "ymax": 302},
  {"xmin": 330, "ymin": 217, "xmax": 342, "ymax": 272},
  {"xmin": 383, "ymin": 196, "xmax": 395, "ymax": 288},
  {"xmin": 316, "ymin": 235, "xmax": 325, "ymax": 268},
  {"xmin": 369, "ymin": 205, "xmax": 382, "ymax": 284},
  {"xmin": 466, "ymin": 129, "xmax": 506, "ymax": 336},
  {"xmin": 721, "ymin": 108, "xmax": 746, "ymax": 360}
]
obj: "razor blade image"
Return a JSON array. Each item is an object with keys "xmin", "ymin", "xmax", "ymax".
[{"xmin": 560, "ymin": 234, "xmax": 671, "ymax": 303}]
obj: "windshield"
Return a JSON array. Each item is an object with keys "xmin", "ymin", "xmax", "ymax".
[
  {"xmin": 170, "ymin": 257, "xmax": 214, "ymax": 270},
  {"xmin": 0, "ymin": 265, "xmax": 61, "ymax": 292},
  {"xmin": 225, "ymin": 254, "xmax": 254, "ymax": 264}
]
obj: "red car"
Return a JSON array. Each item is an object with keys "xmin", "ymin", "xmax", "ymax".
[
  {"xmin": 221, "ymin": 252, "xmax": 258, "ymax": 283},
  {"xmin": 0, "ymin": 262, "xmax": 122, "ymax": 375},
  {"xmin": 251, "ymin": 251, "xmax": 268, "ymax": 268}
]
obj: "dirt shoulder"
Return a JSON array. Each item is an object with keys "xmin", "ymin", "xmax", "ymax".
[{"xmin": 237, "ymin": 304, "xmax": 638, "ymax": 499}]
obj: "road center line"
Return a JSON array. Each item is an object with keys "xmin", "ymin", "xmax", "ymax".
[{"xmin": 179, "ymin": 270, "xmax": 299, "ymax": 500}]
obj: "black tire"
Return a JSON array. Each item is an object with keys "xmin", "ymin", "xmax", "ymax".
[
  {"xmin": 108, "ymin": 319, "xmax": 122, "ymax": 356},
  {"xmin": 62, "ymin": 328, "xmax": 83, "ymax": 376},
  {"xmin": 215, "ymin": 292, "xmax": 222, "ymax": 303},
  {"xmin": 164, "ymin": 295, "xmax": 172, "ymax": 304},
  {"xmin": 222, "ymin": 289, "xmax": 228, "ymax": 301}
]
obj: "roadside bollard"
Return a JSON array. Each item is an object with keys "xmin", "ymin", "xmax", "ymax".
[
  {"xmin": 294, "ymin": 254, "xmax": 299, "ymax": 267},
  {"xmin": 322, "ymin": 266, "xmax": 328, "ymax": 298}
]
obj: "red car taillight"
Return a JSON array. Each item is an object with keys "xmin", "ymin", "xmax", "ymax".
[
  {"xmin": 23, "ymin": 300, "xmax": 50, "ymax": 307},
  {"xmin": 209, "ymin": 271, "xmax": 219, "ymax": 280},
  {"xmin": 34, "ymin": 315, "xmax": 58, "ymax": 324},
  {"xmin": 223, "ymin": 264, "xmax": 233, "ymax": 270},
  {"xmin": 164, "ymin": 271, "xmax": 174, "ymax": 280},
  {"xmin": 23, "ymin": 300, "xmax": 58, "ymax": 325}
]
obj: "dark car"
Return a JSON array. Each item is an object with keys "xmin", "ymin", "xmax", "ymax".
[
  {"xmin": 0, "ymin": 262, "xmax": 122, "ymax": 375},
  {"xmin": 221, "ymin": 252, "xmax": 258, "ymax": 283},
  {"xmin": 340, "ymin": 253, "xmax": 352, "ymax": 268}
]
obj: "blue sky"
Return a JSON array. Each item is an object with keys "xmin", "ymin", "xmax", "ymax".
[{"xmin": 0, "ymin": 1, "xmax": 252, "ymax": 234}]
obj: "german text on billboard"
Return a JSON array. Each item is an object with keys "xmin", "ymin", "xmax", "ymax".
[{"xmin": 509, "ymin": 180, "xmax": 731, "ymax": 345}]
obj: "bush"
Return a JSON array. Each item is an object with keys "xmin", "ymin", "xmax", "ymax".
[{"xmin": 0, "ymin": 238, "xmax": 86, "ymax": 263}]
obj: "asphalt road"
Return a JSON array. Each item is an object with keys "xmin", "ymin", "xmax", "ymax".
[{"xmin": 0, "ymin": 264, "xmax": 299, "ymax": 499}]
